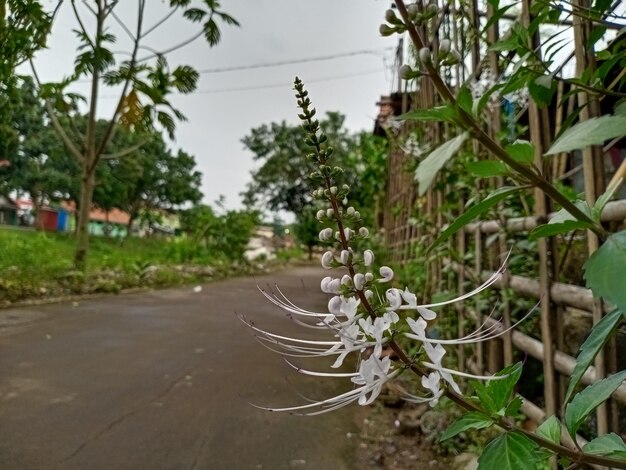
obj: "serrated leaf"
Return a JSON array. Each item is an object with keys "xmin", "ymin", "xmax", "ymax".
[
  {"xmin": 457, "ymin": 87, "xmax": 473, "ymax": 115},
  {"xmin": 546, "ymin": 114, "xmax": 626, "ymax": 155},
  {"xmin": 565, "ymin": 308, "xmax": 624, "ymax": 404},
  {"xmin": 505, "ymin": 140, "xmax": 535, "ymax": 164},
  {"xmin": 429, "ymin": 186, "xmax": 522, "ymax": 252},
  {"xmin": 565, "ymin": 370, "xmax": 626, "ymax": 437},
  {"xmin": 593, "ymin": 176, "xmax": 623, "ymax": 221},
  {"xmin": 397, "ymin": 105, "xmax": 458, "ymax": 123},
  {"xmin": 536, "ymin": 415, "xmax": 561, "ymax": 444},
  {"xmin": 485, "ymin": 362, "xmax": 523, "ymax": 412},
  {"xmin": 473, "ymin": 381, "xmax": 500, "ymax": 415},
  {"xmin": 477, "ymin": 432, "xmax": 538, "ymax": 470},
  {"xmin": 582, "ymin": 433, "xmax": 626, "ymax": 460},
  {"xmin": 415, "ymin": 132, "xmax": 468, "ymax": 196},
  {"xmin": 504, "ymin": 396, "xmax": 523, "ymax": 417},
  {"xmin": 528, "ymin": 76, "xmax": 556, "ymax": 107},
  {"xmin": 440, "ymin": 412, "xmax": 494, "ymax": 441},
  {"xmin": 584, "ymin": 231, "xmax": 626, "ymax": 314},
  {"xmin": 467, "ymin": 161, "xmax": 509, "ymax": 177}
]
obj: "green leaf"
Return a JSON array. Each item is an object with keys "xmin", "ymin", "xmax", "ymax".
[
  {"xmin": 593, "ymin": 176, "xmax": 623, "ymax": 221},
  {"xmin": 457, "ymin": 87, "xmax": 473, "ymax": 115},
  {"xmin": 582, "ymin": 433, "xmax": 626, "ymax": 460},
  {"xmin": 530, "ymin": 201, "xmax": 593, "ymax": 240},
  {"xmin": 472, "ymin": 381, "xmax": 500, "ymax": 415},
  {"xmin": 584, "ymin": 231, "xmax": 626, "ymax": 313},
  {"xmin": 467, "ymin": 161, "xmax": 509, "ymax": 178},
  {"xmin": 528, "ymin": 75, "xmax": 556, "ymax": 107},
  {"xmin": 504, "ymin": 396, "xmax": 523, "ymax": 417},
  {"xmin": 485, "ymin": 362, "xmax": 523, "ymax": 412},
  {"xmin": 565, "ymin": 309, "xmax": 624, "ymax": 404},
  {"xmin": 415, "ymin": 132, "xmax": 468, "ymax": 196},
  {"xmin": 397, "ymin": 105, "xmax": 458, "ymax": 123},
  {"xmin": 440, "ymin": 412, "xmax": 494, "ymax": 441},
  {"xmin": 429, "ymin": 186, "xmax": 522, "ymax": 252},
  {"xmin": 535, "ymin": 415, "xmax": 561, "ymax": 444},
  {"xmin": 505, "ymin": 140, "xmax": 535, "ymax": 164},
  {"xmin": 477, "ymin": 432, "xmax": 538, "ymax": 470},
  {"xmin": 546, "ymin": 114, "xmax": 626, "ymax": 155},
  {"xmin": 565, "ymin": 370, "xmax": 626, "ymax": 437}
]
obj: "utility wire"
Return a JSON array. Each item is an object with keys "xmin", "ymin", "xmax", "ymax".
[{"xmin": 195, "ymin": 48, "xmax": 394, "ymax": 75}]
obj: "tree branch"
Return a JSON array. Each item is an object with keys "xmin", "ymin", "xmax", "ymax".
[
  {"xmin": 29, "ymin": 59, "xmax": 84, "ymax": 163},
  {"xmin": 95, "ymin": 0, "xmax": 145, "ymax": 160},
  {"xmin": 100, "ymin": 140, "xmax": 147, "ymax": 160}
]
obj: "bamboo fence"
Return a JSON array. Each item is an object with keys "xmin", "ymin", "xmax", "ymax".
[{"xmin": 381, "ymin": 0, "xmax": 625, "ymax": 444}]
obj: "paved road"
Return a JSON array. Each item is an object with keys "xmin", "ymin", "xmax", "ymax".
[{"xmin": 0, "ymin": 267, "xmax": 358, "ymax": 470}]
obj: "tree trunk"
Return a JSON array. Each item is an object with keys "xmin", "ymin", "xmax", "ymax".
[
  {"xmin": 307, "ymin": 243, "xmax": 313, "ymax": 260},
  {"xmin": 74, "ymin": 162, "xmax": 95, "ymax": 269}
]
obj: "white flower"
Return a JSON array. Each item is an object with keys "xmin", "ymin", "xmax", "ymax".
[
  {"xmin": 421, "ymin": 372, "xmax": 444, "ymax": 407},
  {"xmin": 401, "ymin": 288, "xmax": 437, "ymax": 320},
  {"xmin": 351, "ymin": 355, "xmax": 396, "ymax": 405},
  {"xmin": 340, "ymin": 250, "xmax": 350, "ymax": 265},
  {"xmin": 341, "ymin": 274, "xmax": 352, "ymax": 286},
  {"xmin": 326, "ymin": 208, "xmax": 334, "ymax": 218},
  {"xmin": 363, "ymin": 250, "xmax": 374, "ymax": 267},
  {"xmin": 319, "ymin": 227, "xmax": 333, "ymax": 241},
  {"xmin": 353, "ymin": 273, "xmax": 365, "ymax": 291},
  {"xmin": 328, "ymin": 296, "xmax": 342, "ymax": 315},
  {"xmin": 316, "ymin": 209, "xmax": 325, "ymax": 220},
  {"xmin": 378, "ymin": 266, "xmax": 394, "ymax": 283},
  {"xmin": 321, "ymin": 277, "xmax": 341, "ymax": 294},
  {"xmin": 347, "ymin": 206, "xmax": 355, "ymax": 216},
  {"xmin": 321, "ymin": 251, "xmax": 334, "ymax": 269},
  {"xmin": 386, "ymin": 288, "xmax": 402, "ymax": 310},
  {"xmin": 359, "ymin": 227, "xmax": 369, "ymax": 238},
  {"xmin": 343, "ymin": 228, "xmax": 353, "ymax": 241}
]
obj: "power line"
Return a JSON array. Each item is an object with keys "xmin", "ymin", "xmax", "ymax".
[
  {"xmin": 196, "ymin": 48, "xmax": 394, "ymax": 75},
  {"xmin": 182, "ymin": 68, "xmax": 385, "ymax": 95},
  {"xmin": 99, "ymin": 67, "xmax": 385, "ymax": 98}
]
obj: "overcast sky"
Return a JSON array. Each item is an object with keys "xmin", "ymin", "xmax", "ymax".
[{"xmin": 26, "ymin": 0, "xmax": 398, "ymax": 213}]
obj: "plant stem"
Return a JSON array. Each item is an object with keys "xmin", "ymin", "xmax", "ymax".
[{"xmin": 393, "ymin": 0, "xmax": 607, "ymax": 241}]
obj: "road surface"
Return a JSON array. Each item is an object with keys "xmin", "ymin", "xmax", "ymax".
[{"xmin": 0, "ymin": 267, "xmax": 358, "ymax": 470}]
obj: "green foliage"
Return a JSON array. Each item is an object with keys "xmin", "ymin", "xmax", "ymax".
[
  {"xmin": 564, "ymin": 308, "xmax": 624, "ymax": 404},
  {"xmin": 415, "ymin": 132, "xmax": 468, "ymax": 196},
  {"xmin": 397, "ymin": 105, "xmax": 459, "ymax": 124},
  {"xmin": 504, "ymin": 141, "xmax": 534, "ymax": 165},
  {"xmin": 292, "ymin": 206, "xmax": 322, "ymax": 259},
  {"xmin": 535, "ymin": 415, "xmax": 561, "ymax": 445},
  {"xmin": 440, "ymin": 412, "xmax": 494, "ymax": 442},
  {"xmin": 180, "ymin": 204, "xmax": 259, "ymax": 261},
  {"xmin": 467, "ymin": 161, "xmax": 509, "ymax": 178},
  {"xmin": 477, "ymin": 432, "xmax": 538, "ymax": 470},
  {"xmin": 529, "ymin": 201, "xmax": 594, "ymax": 240},
  {"xmin": 582, "ymin": 433, "xmax": 626, "ymax": 460},
  {"xmin": 584, "ymin": 231, "xmax": 626, "ymax": 314},
  {"xmin": 470, "ymin": 362, "xmax": 523, "ymax": 416},
  {"xmin": 545, "ymin": 114, "xmax": 626, "ymax": 155},
  {"xmin": 564, "ymin": 370, "xmax": 626, "ymax": 438},
  {"xmin": 430, "ymin": 186, "xmax": 523, "ymax": 251}
]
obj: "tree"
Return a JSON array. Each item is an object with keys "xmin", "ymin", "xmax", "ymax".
[
  {"xmin": 0, "ymin": 0, "xmax": 54, "ymax": 85},
  {"xmin": 28, "ymin": 0, "xmax": 237, "ymax": 268},
  {"xmin": 242, "ymin": 113, "xmax": 388, "ymax": 252},
  {"xmin": 95, "ymin": 129, "xmax": 203, "ymax": 235},
  {"xmin": 242, "ymin": 112, "xmax": 352, "ymax": 215}
]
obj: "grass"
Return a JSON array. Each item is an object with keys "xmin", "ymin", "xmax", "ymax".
[{"xmin": 0, "ymin": 227, "xmax": 252, "ymax": 303}]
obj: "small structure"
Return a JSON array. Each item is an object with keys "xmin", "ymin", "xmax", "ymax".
[
  {"xmin": 0, "ymin": 196, "xmax": 18, "ymax": 226},
  {"xmin": 245, "ymin": 226, "xmax": 276, "ymax": 261}
]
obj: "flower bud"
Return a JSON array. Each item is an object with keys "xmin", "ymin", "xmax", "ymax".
[
  {"xmin": 326, "ymin": 208, "xmax": 334, "ymax": 218},
  {"xmin": 347, "ymin": 206, "xmax": 355, "ymax": 216},
  {"xmin": 319, "ymin": 227, "xmax": 333, "ymax": 241},
  {"xmin": 425, "ymin": 3, "xmax": 438, "ymax": 17},
  {"xmin": 328, "ymin": 296, "xmax": 342, "ymax": 315},
  {"xmin": 365, "ymin": 272, "xmax": 374, "ymax": 282},
  {"xmin": 399, "ymin": 64, "xmax": 414, "ymax": 80},
  {"xmin": 439, "ymin": 39, "xmax": 451, "ymax": 55},
  {"xmin": 330, "ymin": 186, "xmax": 338, "ymax": 195},
  {"xmin": 379, "ymin": 266, "xmax": 394, "ymax": 283},
  {"xmin": 364, "ymin": 289, "xmax": 374, "ymax": 300},
  {"xmin": 354, "ymin": 211, "xmax": 360, "ymax": 220},
  {"xmin": 321, "ymin": 251, "xmax": 334, "ymax": 269},
  {"xmin": 407, "ymin": 3, "xmax": 419, "ymax": 16},
  {"xmin": 341, "ymin": 274, "xmax": 352, "ymax": 286},
  {"xmin": 419, "ymin": 47, "xmax": 432, "ymax": 65},
  {"xmin": 316, "ymin": 209, "xmax": 325, "ymax": 221},
  {"xmin": 379, "ymin": 24, "xmax": 395, "ymax": 36},
  {"xmin": 353, "ymin": 273, "xmax": 365, "ymax": 291},
  {"xmin": 385, "ymin": 8, "xmax": 397, "ymax": 23},
  {"xmin": 340, "ymin": 250, "xmax": 350, "ymax": 265},
  {"xmin": 343, "ymin": 228, "xmax": 353, "ymax": 241},
  {"xmin": 386, "ymin": 288, "xmax": 402, "ymax": 310},
  {"xmin": 359, "ymin": 227, "xmax": 369, "ymax": 238},
  {"xmin": 363, "ymin": 249, "xmax": 374, "ymax": 267}
]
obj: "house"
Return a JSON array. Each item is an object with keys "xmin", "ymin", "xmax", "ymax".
[{"xmin": 0, "ymin": 196, "xmax": 18, "ymax": 226}]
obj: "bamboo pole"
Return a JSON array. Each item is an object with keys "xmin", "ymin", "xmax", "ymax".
[{"xmin": 572, "ymin": 0, "xmax": 608, "ymax": 436}]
